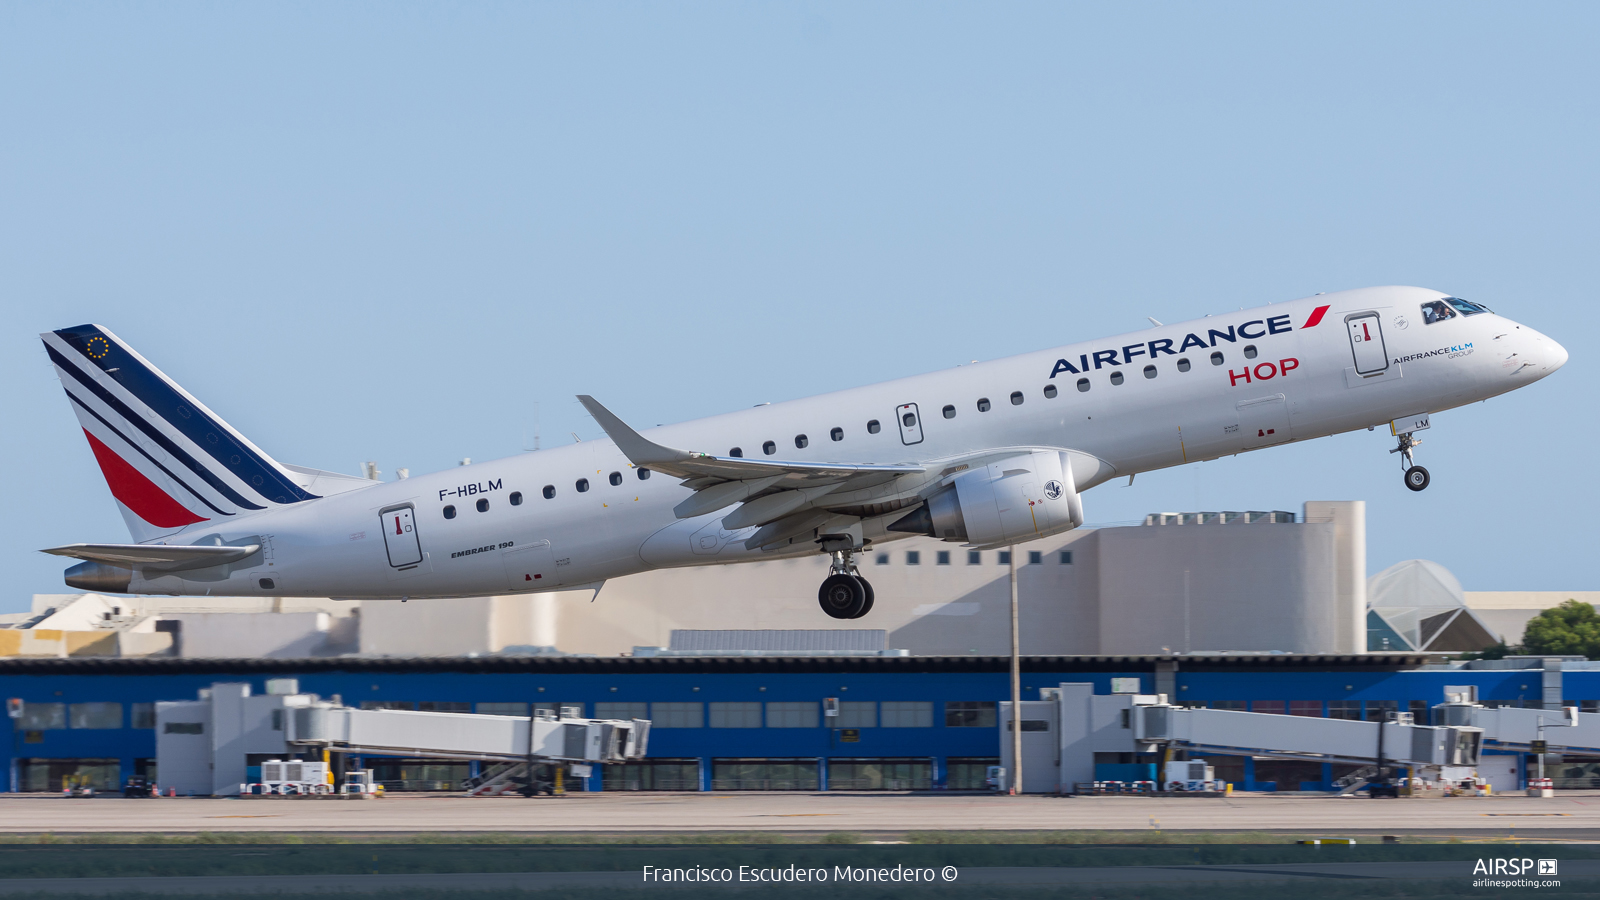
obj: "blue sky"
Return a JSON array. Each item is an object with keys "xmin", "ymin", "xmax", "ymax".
[{"xmin": 2, "ymin": 3, "xmax": 1596, "ymax": 611}]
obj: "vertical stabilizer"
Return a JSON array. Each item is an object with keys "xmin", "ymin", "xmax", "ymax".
[{"xmin": 42, "ymin": 325, "xmax": 319, "ymax": 542}]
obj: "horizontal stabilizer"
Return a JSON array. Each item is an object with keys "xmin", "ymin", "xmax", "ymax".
[{"xmin": 41, "ymin": 542, "xmax": 260, "ymax": 570}]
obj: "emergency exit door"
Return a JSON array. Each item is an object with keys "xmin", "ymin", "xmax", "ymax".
[
  {"xmin": 380, "ymin": 506, "xmax": 423, "ymax": 568},
  {"xmin": 896, "ymin": 403, "xmax": 924, "ymax": 445},
  {"xmin": 1346, "ymin": 312, "xmax": 1389, "ymax": 376}
]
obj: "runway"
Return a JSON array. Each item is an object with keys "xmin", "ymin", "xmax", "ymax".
[
  {"xmin": 0, "ymin": 861, "xmax": 1588, "ymax": 894},
  {"xmin": 2, "ymin": 791, "xmax": 1597, "ymax": 837}
]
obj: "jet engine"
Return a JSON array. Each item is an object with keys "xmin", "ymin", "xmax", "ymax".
[{"xmin": 889, "ymin": 450, "xmax": 1084, "ymax": 548}]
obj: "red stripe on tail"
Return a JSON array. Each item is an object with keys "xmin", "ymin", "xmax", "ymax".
[
  {"xmin": 82, "ymin": 430, "xmax": 207, "ymax": 527},
  {"xmin": 1302, "ymin": 304, "xmax": 1331, "ymax": 328}
]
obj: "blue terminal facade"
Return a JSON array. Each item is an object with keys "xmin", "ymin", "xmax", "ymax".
[{"xmin": 2, "ymin": 654, "xmax": 1593, "ymax": 794}]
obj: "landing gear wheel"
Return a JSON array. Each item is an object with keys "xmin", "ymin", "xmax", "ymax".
[
  {"xmin": 819, "ymin": 574, "xmax": 867, "ymax": 619},
  {"xmin": 1404, "ymin": 465, "xmax": 1430, "ymax": 492},
  {"xmin": 851, "ymin": 578, "xmax": 875, "ymax": 619}
]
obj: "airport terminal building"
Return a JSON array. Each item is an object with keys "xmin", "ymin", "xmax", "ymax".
[
  {"xmin": 4, "ymin": 652, "xmax": 1598, "ymax": 796},
  {"xmin": 3, "ymin": 501, "xmax": 1595, "ymax": 796}
]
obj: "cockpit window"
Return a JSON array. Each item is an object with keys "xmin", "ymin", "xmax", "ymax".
[
  {"xmin": 1421, "ymin": 299, "xmax": 1457, "ymax": 325},
  {"xmin": 1445, "ymin": 296, "xmax": 1492, "ymax": 316}
]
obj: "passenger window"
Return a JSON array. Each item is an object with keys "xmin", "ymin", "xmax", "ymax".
[
  {"xmin": 476, "ymin": 498, "xmax": 489, "ymax": 513},
  {"xmin": 542, "ymin": 485, "xmax": 555, "ymax": 499},
  {"xmin": 1076, "ymin": 378, "xmax": 1090, "ymax": 392},
  {"xmin": 729, "ymin": 447, "xmax": 743, "ymax": 457},
  {"xmin": 1009, "ymin": 391, "xmax": 1023, "ymax": 406},
  {"xmin": 1143, "ymin": 365, "xmax": 1157, "ymax": 379},
  {"xmin": 867, "ymin": 420, "xmax": 881, "ymax": 434},
  {"xmin": 1422, "ymin": 299, "xmax": 1459, "ymax": 324},
  {"xmin": 794, "ymin": 434, "xmax": 808, "ymax": 449},
  {"xmin": 1110, "ymin": 371, "xmax": 1125, "ymax": 385},
  {"xmin": 443, "ymin": 505, "xmax": 456, "ymax": 519},
  {"xmin": 1177, "ymin": 358, "xmax": 1191, "ymax": 372},
  {"xmin": 977, "ymin": 398, "xmax": 991, "ymax": 412},
  {"xmin": 830, "ymin": 427, "xmax": 843, "ymax": 441},
  {"xmin": 942, "ymin": 405, "xmax": 956, "ymax": 419},
  {"xmin": 510, "ymin": 491, "xmax": 523, "ymax": 506},
  {"xmin": 763, "ymin": 441, "xmax": 776, "ymax": 455},
  {"xmin": 901, "ymin": 411, "xmax": 917, "ymax": 428},
  {"xmin": 637, "ymin": 468, "xmax": 651, "ymax": 480},
  {"xmin": 1043, "ymin": 384, "xmax": 1057, "ymax": 399},
  {"xmin": 1210, "ymin": 351, "xmax": 1225, "ymax": 366},
  {"xmin": 576, "ymin": 478, "xmax": 589, "ymax": 493},
  {"xmin": 609, "ymin": 471, "xmax": 622, "ymax": 486},
  {"xmin": 1243, "ymin": 345, "xmax": 1258, "ymax": 359}
]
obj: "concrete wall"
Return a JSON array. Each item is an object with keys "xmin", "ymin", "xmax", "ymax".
[
  {"xmin": 167, "ymin": 612, "xmax": 341, "ymax": 658},
  {"xmin": 1095, "ymin": 522, "xmax": 1338, "ymax": 654}
]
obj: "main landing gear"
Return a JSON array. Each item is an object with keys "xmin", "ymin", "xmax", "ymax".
[
  {"xmin": 1391, "ymin": 431, "xmax": 1430, "ymax": 492},
  {"xmin": 818, "ymin": 548, "xmax": 875, "ymax": 620}
]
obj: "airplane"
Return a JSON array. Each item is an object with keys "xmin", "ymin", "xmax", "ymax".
[{"xmin": 40, "ymin": 285, "xmax": 1566, "ymax": 620}]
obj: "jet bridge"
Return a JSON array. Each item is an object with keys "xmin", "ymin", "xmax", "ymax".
[
  {"xmin": 156, "ymin": 681, "xmax": 649, "ymax": 796},
  {"xmin": 1001, "ymin": 683, "xmax": 1483, "ymax": 794}
]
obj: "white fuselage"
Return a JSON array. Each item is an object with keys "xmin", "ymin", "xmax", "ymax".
[{"xmin": 129, "ymin": 286, "xmax": 1565, "ymax": 599}]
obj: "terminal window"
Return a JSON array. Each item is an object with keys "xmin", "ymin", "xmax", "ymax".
[
  {"xmin": 875, "ymin": 553, "xmax": 890, "ymax": 565},
  {"xmin": 1059, "ymin": 551, "xmax": 1073, "ymax": 564},
  {"xmin": 596, "ymin": 701, "xmax": 648, "ymax": 721},
  {"xmin": 603, "ymin": 758, "xmax": 700, "ymax": 791},
  {"xmin": 1328, "ymin": 701, "xmax": 1360, "ymax": 720},
  {"xmin": 475, "ymin": 702, "xmax": 529, "ymax": 716},
  {"xmin": 1250, "ymin": 701, "xmax": 1286, "ymax": 715},
  {"xmin": 945, "ymin": 701, "xmax": 997, "ymax": 727},
  {"xmin": 880, "ymin": 701, "xmax": 934, "ymax": 728},
  {"xmin": 967, "ymin": 551, "xmax": 982, "ymax": 565},
  {"xmin": 534, "ymin": 702, "xmax": 584, "ymax": 717},
  {"xmin": 1027, "ymin": 551, "xmax": 1042, "ymax": 565},
  {"xmin": 650, "ymin": 702, "xmax": 703, "ymax": 728},
  {"xmin": 1365, "ymin": 700, "xmax": 1399, "ymax": 722},
  {"xmin": 766, "ymin": 702, "xmax": 818, "ymax": 728},
  {"xmin": 131, "ymin": 703, "xmax": 155, "ymax": 729},
  {"xmin": 946, "ymin": 757, "xmax": 1000, "ymax": 791},
  {"xmin": 1289, "ymin": 701, "xmax": 1323, "ymax": 717},
  {"xmin": 835, "ymin": 701, "xmax": 876, "ymax": 729},
  {"xmin": 709, "ymin": 702, "xmax": 762, "ymax": 728},
  {"xmin": 1208, "ymin": 700, "xmax": 1246, "ymax": 712},
  {"xmin": 418, "ymin": 702, "xmax": 470, "ymax": 713},
  {"xmin": 18, "ymin": 703, "xmax": 65, "ymax": 731},
  {"xmin": 711, "ymin": 758, "xmax": 818, "ymax": 791},
  {"xmin": 69, "ymin": 703, "xmax": 121, "ymax": 730},
  {"xmin": 829, "ymin": 758, "xmax": 932, "ymax": 791},
  {"xmin": 997, "ymin": 551, "xmax": 1012, "ymax": 565},
  {"xmin": 906, "ymin": 551, "xmax": 920, "ymax": 565},
  {"xmin": 936, "ymin": 551, "xmax": 950, "ymax": 565}
]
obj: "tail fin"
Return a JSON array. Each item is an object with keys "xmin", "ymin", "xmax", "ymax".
[{"xmin": 42, "ymin": 324, "xmax": 319, "ymax": 542}]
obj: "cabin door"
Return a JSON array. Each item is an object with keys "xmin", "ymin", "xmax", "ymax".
[
  {"xmin": 380, "ymin": 506, "xmax": 423, "ymax": 568},
  {"xmin": 1346, "ymin": 313, "xmax": 1389, "ymax": 375}
]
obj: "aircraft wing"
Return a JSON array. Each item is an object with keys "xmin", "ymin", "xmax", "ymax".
[
  {"xmin": 577, "ymin": 395, "xmax": 924, "ymax": 524},
  {"xmin": 41, "ymin": 542, "xmax": 261, "ymax": 570},
  {"xmin": 577, "ymin": 395, "xmax": 923, "ymax": 483}
]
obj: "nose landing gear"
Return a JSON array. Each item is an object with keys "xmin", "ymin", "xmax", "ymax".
[
  {"xmin": 1392, "ymin": 431, "xmax": 1429, "ymax": 492},
  {"xmin": 818, "ymin": 548, "xmax": 875, "ymax": 619}
]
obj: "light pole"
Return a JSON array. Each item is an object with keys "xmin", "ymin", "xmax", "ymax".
[{"xmin": 1009, "ymin": 545, "xmax": 1022, "ymax": 796}]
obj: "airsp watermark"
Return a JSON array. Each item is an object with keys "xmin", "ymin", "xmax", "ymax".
[
  {"xmin": 1472, "ymin": 857, "xmax": 1558, "ymax": 888},
  {"xmin": 641, "ymin": 865, "xmax": 957, "ymax": 884}
]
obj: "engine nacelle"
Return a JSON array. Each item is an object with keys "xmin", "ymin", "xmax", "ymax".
[{"xmin": 891, "ymin": 450, "xmax": 1084, "ymax": 547}]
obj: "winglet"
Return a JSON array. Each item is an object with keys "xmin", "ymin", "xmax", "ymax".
[{"xmin": 576, "ymin": 396, "xmax": 695, "ymax": 469}]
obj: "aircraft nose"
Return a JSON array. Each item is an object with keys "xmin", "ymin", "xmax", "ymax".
[{"xmin": 1548, "ymin": 336, "xmax": 1569, "ymax": 371}]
